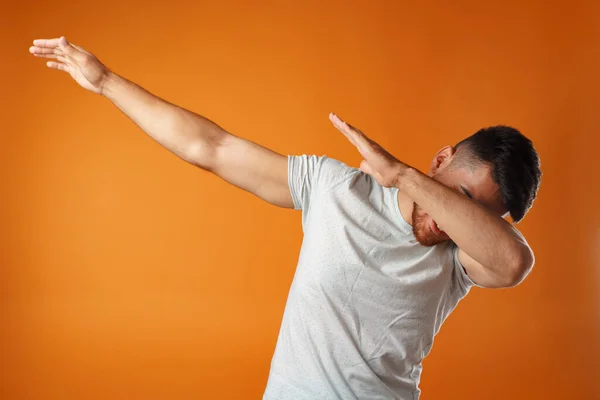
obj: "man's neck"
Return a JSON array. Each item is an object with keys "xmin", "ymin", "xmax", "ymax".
[{"xmin": 397, "ymin": 189, "xmax": 414, "ymax": 226}]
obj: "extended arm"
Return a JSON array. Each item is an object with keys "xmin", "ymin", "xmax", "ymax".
[
  {"xmin": 101, "ymin": 74, "xmax": 293, "ymax": 207},
  {"xmin": 30, "ymin": 37, "xmax": 293, "ymax": 208}
]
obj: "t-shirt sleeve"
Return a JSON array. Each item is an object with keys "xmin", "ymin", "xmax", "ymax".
[
  {"xmin": 287, "ymin": 155, "xmax": 356, "ymax": 211},
  {"xmin": 451, "ymin": 244, "xmax": 478, "ymax": 293}
]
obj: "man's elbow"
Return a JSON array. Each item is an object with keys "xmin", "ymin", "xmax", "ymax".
[
  {"xmin": 503, "ymin": 246, "xmax": 535, "ymax": 288},
  {"xmin": 185, "ymin": 128, "xmax": 229, "ymax": 171}
]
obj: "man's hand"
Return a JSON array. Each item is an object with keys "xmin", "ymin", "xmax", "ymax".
[
  {"xmin": 29, "ymin": 36, "xmax": 294, "ymax": 208},
  {"xmin": 328, "ymin": 113, "xmax": 533, "ymax": 287},
  {"xmin": 29, "ymin": 36, "xmax": 112, "ymax": 95},
  {"xmin": 329, "ymin": 113, "xmax": 408, "ymax": 187}
]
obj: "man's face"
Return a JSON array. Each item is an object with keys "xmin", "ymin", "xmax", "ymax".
[{"xmin": 411, "ymin": 154, "xmax": 507, "ymax": 247}]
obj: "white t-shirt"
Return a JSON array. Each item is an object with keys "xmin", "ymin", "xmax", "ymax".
[{"xmin": 263, "ymin": 155, "xmax": 475, "ymax": 400}]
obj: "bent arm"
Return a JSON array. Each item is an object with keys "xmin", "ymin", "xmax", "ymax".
[
  {"xmin": 398, "ymin": 168, "xmax": 534, "ymax": 288},
  {"xmin": 102, "ymin": 73, "xmax": 294, "ymax": 208}
]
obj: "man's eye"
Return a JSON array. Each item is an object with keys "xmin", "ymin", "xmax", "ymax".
[{"xmin": 460, "ymin": 185, "xmax": 473, "ymax": 199}]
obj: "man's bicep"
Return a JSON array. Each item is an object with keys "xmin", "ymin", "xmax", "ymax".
[{"xmin": 212, "ymin": 134, "xmax": 295, "ymax": 208}]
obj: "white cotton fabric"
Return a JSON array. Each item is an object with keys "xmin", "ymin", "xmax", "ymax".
[{"xmin": 263, "ymin": 155, "xmax": 474, "ymax": 400}]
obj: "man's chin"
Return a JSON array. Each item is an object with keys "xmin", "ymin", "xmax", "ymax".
[{"xmin": 414, "ymin": 231, "xmax": 449, "ymax": 247}]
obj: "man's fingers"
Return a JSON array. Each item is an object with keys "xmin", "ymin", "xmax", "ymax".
[
  {"xmin": 33, "ymin": 38, "xmax": 61, "ymax": 47},
  {"xmin": 329, "ymin": 113, "xmax": 367, "ymax": 142},
  {"xmin": 32, "ymin": 53, "xmax": 69, "ymax": 63},
  {"xmin": 329, "ymin": 113, "xmax": 372, "ymax": 155},
  {"xmin": 33, "ymin": 53, "xmax": 56, "ymax": 59},
  {"xmin": 329, "ymin": 113, "xmax": 357, "ymax": 146},
  {"xmin": 31, "ymin": 44, "xmax": 73, "ymax": 66},
  {"xmin": 46, "ymin": 61, "xmax": 70, "ymax": 72},
  {"xmin": 29, "ymin": 46, "xmax": 62, "ymax": 55},
  {"xmin": 31, "ymin": 37, "xmax": 78, "ymax": 55}
]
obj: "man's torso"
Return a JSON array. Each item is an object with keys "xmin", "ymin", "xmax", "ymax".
[{"xmin": 263, "ymin": 156, "xmax": 473, "ymax": 400}]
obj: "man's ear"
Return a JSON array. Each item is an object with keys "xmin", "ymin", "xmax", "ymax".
[{"xmin": 428, "ymin": 146, "xmax": 456, "ymax": 176}]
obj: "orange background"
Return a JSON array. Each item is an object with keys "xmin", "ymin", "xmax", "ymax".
[{"xmin": 2, "ymin": 0, "xmax": 599, "ymax": 399}]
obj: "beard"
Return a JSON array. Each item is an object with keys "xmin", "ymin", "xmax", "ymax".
[{"xmin": 411, "ymin": 202, "xmax": 449, "ymax": 247}]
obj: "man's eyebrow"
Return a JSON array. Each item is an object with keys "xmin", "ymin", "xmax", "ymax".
[{"xmin": 460, "ymin": 185, "xmax": 473, "ymax": 199}]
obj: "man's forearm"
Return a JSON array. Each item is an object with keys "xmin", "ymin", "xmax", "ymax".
[
  {"xmin": 101, "ymin": 72, "xmax": 225, "ymax": 168},
  {"xmin": 397, "ymin": 167, "xmax": 532, "ymax": 276}
]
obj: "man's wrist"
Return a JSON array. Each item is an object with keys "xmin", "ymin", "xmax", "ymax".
[
  {"xmin": 100, "ymin": 71, "xmax": 120, "ymax": 98},
  {"xmin": 393, "ymin": 164, "xmax": 420, "ymax": 193}
]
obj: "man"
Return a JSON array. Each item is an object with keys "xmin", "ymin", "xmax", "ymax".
[{"xmin": 29, "ymin": 37, "xmax": 541, "ymax": 399}]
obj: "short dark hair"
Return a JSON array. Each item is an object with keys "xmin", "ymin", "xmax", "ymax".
[{"xmin": 454, "ymin": 126, "xmax": 541, "ymax": 223}]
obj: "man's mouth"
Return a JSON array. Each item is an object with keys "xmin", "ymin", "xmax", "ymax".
[{"xmin": 430, "ymin": 219, "xmax": 443, "ymax": 236}]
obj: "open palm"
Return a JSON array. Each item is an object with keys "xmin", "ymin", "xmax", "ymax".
[
  {"xmin": 329, "ymin": 113, "xmax": 406, "ymax": 188},
  {"xmin": 29, "ymin": 36, "xmax": 110, "ymax": 94}
]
